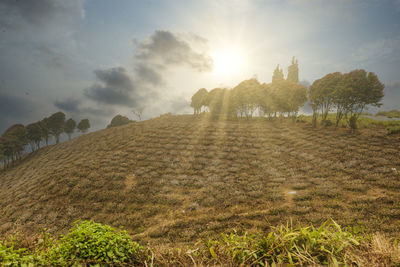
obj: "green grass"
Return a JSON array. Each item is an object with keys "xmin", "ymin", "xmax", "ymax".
[{"xmin": 376, "ymin": 109, "xmax": 400, "ymax": 118}]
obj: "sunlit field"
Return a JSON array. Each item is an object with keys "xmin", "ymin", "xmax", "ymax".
[{"xmin": 1, "ymin": 115, "xmax": 399, "ymax": 243}]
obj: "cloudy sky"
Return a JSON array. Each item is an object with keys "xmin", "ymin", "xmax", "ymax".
[{"xmin": 0, "ymin": 0, "xmax": 400, "ymax": 133}]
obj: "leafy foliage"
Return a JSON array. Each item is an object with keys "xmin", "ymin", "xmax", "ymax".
[
  {"xmin": 48, "ymin": 112, "xmax": 66, "ymax": 143},
  {"xmin": 107, "ymin": 115, "xmax": 132, "ymax": 128},
  {"xmin": 77, "ymin": 119, "xmax": 90, "ymax": 133},
  {"xmin": 64, "ymin": 118, "xmax": 76, "ymax": 140},
  {"xmin": 204, "ymin": 220, "xmax": 362, "ymax": 266},
  {"xmin": 49, "ymin": 220, "xmax": 143, "ymax": 265}
]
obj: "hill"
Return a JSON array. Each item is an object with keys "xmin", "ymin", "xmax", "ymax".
[{"xmin": 0, "ymin": 115, "xmax": 400, "ymax": 246}]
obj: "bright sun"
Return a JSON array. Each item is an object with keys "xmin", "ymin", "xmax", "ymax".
[{"xmin": 211, "ymin": 48, "xmax": 245, "ymax": 77}]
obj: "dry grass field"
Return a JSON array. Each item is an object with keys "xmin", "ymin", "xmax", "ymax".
[{"xmin": 1, "ymin": 114, "xmax": 400, "ymax": 247}]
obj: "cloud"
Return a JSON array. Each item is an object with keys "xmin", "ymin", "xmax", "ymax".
[
  {"xmin": 0, "ymin": 0, "xmax": 84, "ymax": 29},
  {"xmin": 54, "ymin": 98, "xmax": 81, "ymax": 112},
  {"xmin": 135, "ymin": 30, "xmax": 213, "ymax": 72},
  {"xmin": 133, "ymin": 63, "xmax": 164, "ymax": 86},
  {"xmin": 0, "ymin": 91, "xmax": 39, "ymax": 134},
  {"xmin": 84, "ymin": 67, "xmax": 139, "ymax": 107}
]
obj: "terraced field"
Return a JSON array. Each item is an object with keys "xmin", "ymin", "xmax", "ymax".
[{"xmin": 0, "ymin": 115, "xmax": 399, "ymax": 245}]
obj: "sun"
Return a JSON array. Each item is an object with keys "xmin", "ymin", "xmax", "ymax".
[{"xmin": 211, "ymin": 47, "xmax": 245, "ymax": 77}]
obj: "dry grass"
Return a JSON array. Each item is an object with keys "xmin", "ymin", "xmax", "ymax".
[{"xmin": 0, "ymin": 114, "xmax": 399, "ymax": 250}]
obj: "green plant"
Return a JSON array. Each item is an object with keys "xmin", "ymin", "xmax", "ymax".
[
  {"xmin": 0, "ymin": 237, "xmax": 36, "ymax": 266},
  {"xmin": 50, "ymin": 220, "xmax": 143, "ymax": 265},
  {"xmin": 387, "ymin": 126, "xmax": 400, "ymax": 135}
]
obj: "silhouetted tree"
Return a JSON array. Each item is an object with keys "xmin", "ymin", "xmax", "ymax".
[
  {"xmin": 48, "ymin": 112, "xmax": 66, "ymax": 144},
  {"xmin": 1, "ymin": 124, "xmax": 28, "ymax": 166},
  {"xmin": 26, "ymin": 122, "xmax": 42, "ymax": 152},
  {"xmin": 40, "ymin": 117, "xmax": 51, "ymax": 146},
  {"xmin": 77, "ymin": 119, "xmax": 91, "ymax": 133},
  {"xmin": 231, "ymin": 79, "xmax": 260, "ymax": 118},
  {"xmin": 64, "ymin": 118, "xmax": 76, "ymax": 140},
  {"xmin": 272, "ymin": 65, "xmax": 284, "ymax": 83},
  {"xmin": 191, "ymin": 88, "xmax": 208, "ymax": 115},
  {"xmin": 287, "ymin": 56, "xmax": 299, "ymax": 84}
]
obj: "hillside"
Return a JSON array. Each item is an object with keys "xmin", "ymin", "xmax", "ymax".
[{"xmin": 1, "ymin": 115, "xmax": 400, "ymax": 246}]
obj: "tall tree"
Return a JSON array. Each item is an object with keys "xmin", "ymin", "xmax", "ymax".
[
  {"xmin": 64, "ymin": 118, "xmax": 76, "ymax": 140},
  {"xmin": 26, "ymin": 122, "xmax": 42, "ymax": 152},
  {"xmin": 309, "ymin": 72, "xmax": 343, "ymax": 127},
  {"xmin": 77, "ymin": 119, "xmax": 91, "ymax": 133},
  {"xmin": 191, "ymin": 88, "xmax": 208, "ymax": 115},
  {"xmin": 48, "ymin": 112, "xmax": 66, "ymax": 144},
  {"xmin": 40, "ymin": 117, "xmax": 51, "ymax": 146},
  {"xmin": 231, "ymin": 79, "xmax": 260, "ymax": 118},
  {"xmin": 272, "ymin": 65, "xmax": 284, "ymax": 83},
  {"xmin": 287, "ymin": 56, "xmax": 299, "ymax": 83},
  {"xmin": 1, "ymin": 124, "xmax": 28, "ymax": 165}
]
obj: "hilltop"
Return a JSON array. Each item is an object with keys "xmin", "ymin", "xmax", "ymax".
[{"xmin": 0, "ymin": 115, "xmax": 400, "ymax": 246}]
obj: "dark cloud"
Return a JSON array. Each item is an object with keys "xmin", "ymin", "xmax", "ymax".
[
  {"xmin": 54, "ymin": 98, "xmax": 81, "ymax": 112},
  {"xmin": 0, "ymin": 91, "xmax": 39, "ymax": 134},
  {"xmin": 37, "ymin": 45, "xmax": 69, "ymax": 70},
  {"xmin": 84, "ymin": 67, "xmax": 139, "ymax": 107},
  {"xmin": 0, "ymin": 0, "xmax": 84, "ymax": 28},
  {"xmin": 134, "ymin": 63, "xmax": 164, "ymax": 86},
  {"xmin": 135, "ymin": 30, "xmax": 213, "ymax": 72}
]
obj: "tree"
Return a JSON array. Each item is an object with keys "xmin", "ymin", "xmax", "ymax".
[
  {"xmin": 77, "ymin": 119, "xmax": 91, "ymax": 133},
  {"xmin": 1, "ymin": 124, "xmax": 28, "ymax": 165},
  {"xmin": 309, "ymin": 72, "xmax": 343, "ymax": 127},
  {"xmin": 48, "ymin": 112, "xmax": 66, "ymax": 143},
  {"xmin": 107, "ymin": 115, "xmax": 132, "ymax": 128},
  {"xmin": 40, "ymin": 117, "xmax": 51, "ymax": 146},
  {"xmin": 231, "ymin": 79, "xmax": 260, "ymax": 118},
  {"xmin": 64, "ymin": 118, "xmax": 76, "ymax": 140},
  {"xmin": 334, "ymin": 70, "xmax": 384, "ymax": 129},
  {"xmin": 26, "ymin": 122, "xmax": 42, "ymax": 152},
  {"xmin": 272, "ymin": 65, "xmax": 284, "ymax": 83},
  {"xmin": 191, "ymin": 88, "xmax": 208, "ymax": 115},
  {"xmin": 0, "ymin": 141, "xmax": 6, "ymax": 170},
  {"xmin": 287, "ymin": 56, "xmax": 299, "ymax": 83},
  {"xmin": 132, "ymin": 107, "xmax": 145, "ymax": 121},
  {"xmin": 255, "ymin": 83, "xmax": 275, "ymax": 118}
]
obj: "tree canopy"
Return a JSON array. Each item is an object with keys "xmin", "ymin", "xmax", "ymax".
[
  {"xmin": 48, "ymin": 112, "xmax": 66, "ymax": 143},
  {"xmin": 77, "ymin": 119, "xmax": 91, "ymax": 133},
  {"xmin": 65, "ymin": 118, "xmax": 77, "ymax": 140}
]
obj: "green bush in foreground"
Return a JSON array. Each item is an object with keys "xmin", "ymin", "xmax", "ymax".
[
  {"xmin": 0, "ymin": 219, "xmax": 399, "ymax": 266},
  {"xmin": 203, "ymin": 220, "xmax": 361, "ymax": 266},
  {"xmin": 49, "ymin": 220, "xmax": 143, "ymax": 266}
]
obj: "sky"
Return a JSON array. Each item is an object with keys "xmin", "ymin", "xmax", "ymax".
[{"xmin": 0, "ymin": 0, "xmax": 400, "ymax": 133}]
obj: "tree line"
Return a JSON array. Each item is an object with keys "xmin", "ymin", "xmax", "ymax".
[
  {"xmin": 191, "ymin": 57, "xmax": 307, "ymax": 120},
  {"xmin": 0, "ymin": 112, "xmax": 90, "ymax": 170},
  {"xmin": 309, "ymin": 70, "xmax": 384, "ymax": 128},
  {"xmin": 191, "ymin": 57, "xmax": 384, "ymax": 129}
]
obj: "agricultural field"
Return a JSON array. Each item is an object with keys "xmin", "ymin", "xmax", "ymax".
[{"xmin": 1, "ymin": 114, "xmax": 400, "ymax": 249}]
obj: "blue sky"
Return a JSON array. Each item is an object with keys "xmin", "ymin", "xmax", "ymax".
[{"xmin": 0, "ymin": 0, "xmax": 399, "ymax": 133}]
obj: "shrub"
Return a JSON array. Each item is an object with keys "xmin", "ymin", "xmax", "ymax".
[
  {"xmin": 0, "ymin": 238, "xmax": 37, "ymax": 265},
  {"xmin": 49, "ymin": 220, "xmax": 143, "ymax": 265},
  {"xmin": 205, "ymin": 220, "xmax": 361, "ymax": 266},
  {"xmin": 387, "ymin": 126, "xmax": 400, "ymax": 135},
  {"xmin": 106, "ymin": 115, "xmax": 133, "ymax": 128},
  {"xmin": 321, "ymin": 119, "xmax": 333, "ymax": 127}
]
